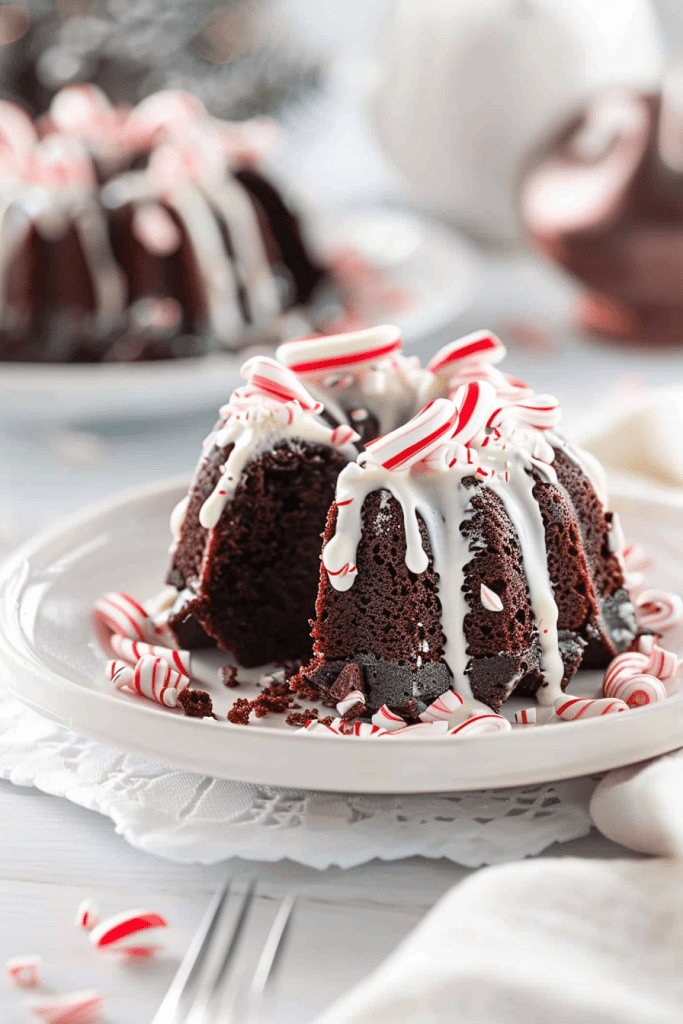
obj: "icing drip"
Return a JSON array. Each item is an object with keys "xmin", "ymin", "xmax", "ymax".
[{"xmin": 324, "ymin": 390, "xmax": 570, "ymax": 705}]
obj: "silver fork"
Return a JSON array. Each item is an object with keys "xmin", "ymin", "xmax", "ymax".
[{"xmin": 151, "ymin": 878, "xmax": 296, "ymax": 1024}]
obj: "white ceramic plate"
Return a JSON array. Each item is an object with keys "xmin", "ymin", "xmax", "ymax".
[
  {"xmin": 1, "ymin": 476, "xmax": 681, "ymax": 793},
  {"xmin": 0, "ymin": 209, "xmax": 480, "ymax": 425}
]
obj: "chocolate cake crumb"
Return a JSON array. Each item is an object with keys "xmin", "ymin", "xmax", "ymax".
[
  {"xmin": 227, "ymin": 698, "xmax": 252, "ymax": 725},
  {"xmin": 221, "ymin": 666, "xmax": 240, "ymax": 688},
  {"xmin": 319, "ymin": 715, "xmax": 334, "ymax": 726},
  {"xmin": 286, "ymin": 709, "xmax": 319, "ymax": 728},
  {"xmin": 252, "ymin": 693, "xmax": 290, "ymax": 718},
  {"xmin": 178, "ymin": 689, "xmax": 214, "ymax": 718},
  {"xmin": 289, "ymin": 672, "xmax": 321, "ymax": 702}
]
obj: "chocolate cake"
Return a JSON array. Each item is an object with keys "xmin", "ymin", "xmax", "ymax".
[
  {"xmin": 0, "ymin": 85, "xmax": 325, "ymax": 362},
  {"xmin": 153, "ymin": 325, "xmax": 638, "ymax": 722},
  {"xmin": 521, "ymin": 88, "xmax": 683, "ymax": 344}
]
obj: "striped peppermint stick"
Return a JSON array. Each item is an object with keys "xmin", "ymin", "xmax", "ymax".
[
  {"xmin": 555, "ymin": 696, "xmax": 628, "ymax": 720},
  {"xmin": 514, "ymin": 708, "xmax": 537, "ymax": 725},
  {"xmin": 487, "ymin": 394, "xmax": 561, "ymax": 431},
  {"xmin": 448, "ymin": 714, "xmax": 512, "ymax": 736},
  {"xmin": 240, "ymin": 356, "xmax": 323, "ymax": 413},
  {"xmin": 94, "ymin": 592, "xmax": 153, "ymax": 642},
  {"xmin": 371, "ymin": 705, "xmax": 407, "ymax": 731},
  {"xmin": 27, "ymin": 989, "xmax": 103, "ymax": 1024},
  {"xmin": 107, "ymin": 660, "xmax": 134, "ymax": 690},
  {"xmin": 90, "ymin": 909, "xmax": 167, "ymax": 956},
  {"xmin": 75, "ymin": 899, "xmax": 100, "ymax": 931},
  {"xmin": 6, "ymin": 954, "xmax": 41, "ymax": 988},
  {"xmin": 602, "ymin": 650, "xmax": 650, "ymax": 692},
  {"xmin": 276, "ymin": 325, "xmax": 402, "ymax": 376},
  {"xmin": 131, "ymin": 656, "xmax": 189, "ymax": 707},
  {"xmin": 385, "ymin": 721, "xmax": 450, "ymax": 737},
  {"xmin": 110, "ymin": 635, "xmax": 191, "ymax": 677},
  {"xmin": 364, "ymin": 399, "xmax": 458, "ymax": 471},
  {"xmin": 419, "ymin": 690, "xmax": 465, "ymax": 722},
  {"xmin": 634, "ymin": 590, "xmax": 683, "ymax": 633},
  {"xmin": 646, "ymin": 644, "xmax": 679, "ymax": 686},
  {"xmin": 426, "ymin": 330, "xmax": 506, "ymax": 376},
  {"xmin": 603, "ymin": 673, "xmax": 667, "ymax": 707},
  {"xmin": 451, "ymin": 380, "xmax": 497, "ymax": 445}
]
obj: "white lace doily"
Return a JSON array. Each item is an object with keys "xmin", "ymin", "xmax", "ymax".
[{"xmin": 0, "ymin": 691, "xmax": 596, "ymax": 868}]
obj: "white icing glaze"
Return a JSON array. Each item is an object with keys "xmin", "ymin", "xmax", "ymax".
[{"xmin": 323, "ymin": 393, "xmax": 571, "ymax": 705}]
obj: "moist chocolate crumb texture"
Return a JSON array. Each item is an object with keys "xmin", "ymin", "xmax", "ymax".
[{"xmin": 147, "ymin": 324, "xmax": 644, "ymax": 724}]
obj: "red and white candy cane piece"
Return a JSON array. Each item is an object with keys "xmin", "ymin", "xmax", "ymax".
[
  {"xmin": 646, "ymin": 644, "xmax": 680, "ymax": 686},
  {"xmin": 602, "ymin": 650, "xmax": 650, "ymax": 692},
  {"xmin": 514, "ymin": 708, "xmax": 537, "ymax": 725},
  {"xmin": 487, "ymin": 394, "xmax": 561, "ymax": 431},
  {"xmin": 6, "ymin": 954, "xmax": 41, "ymax": 988},
  {"xmin": 27, "ymin": 989, "xmax": 103, "ymax": 1024},
  {"xmin": 110, "ymin": 635, "xmax": 191, "ymax": 677},
  {"xmin": 240, "ymin": 356, "xmax": 323, "ymax": 413},
  {"xmin": 276, "ymin": 325, "xmax": 402, "ymax": 376},
  {"xmin": 75, "ymin": 899, "xmax": 100, "ymax": 931},
  {"xmin": 132, "ymin": 657, "xmax": 189, "ymax": 707},
  {"xmin": 634, "ymin": 589, "xmax": 683, "ymax": 633},
  {"xmin": 426, "ymin": 330, "xmax": 506, "ymax": 376},
  {"xmin": 371, "ymin": 705, "xmax": 407, "ymax": 731},
  {"xmin": 329, "ymin": 424, "xmax": 361, "ymax": 447},
  {"xmin": 419, "ymin": 690, "xmax": 465, "ymax": 722},
  {"xmin": 451, "ymin": 381, "xmax": 497, "ymax": 445},
  {"xmin": 604, "ymin": 673, "xmax": 668, "ymax": 708},
  {"xmin": 342, "ymin": 721, "xmax": 388, "ymax": 737},
  {"xmin": 90, "ymin": 910, "xmax": 168, "ymax": 956},
  {"xmin": 622, "ymin": 542, "xmax": 651, "ymax": 573},
  {"xmin": 94, "ymin": 592, "xmax": 153, "ymax": 642},
  {"xmin": 555, "ymin": 696, "xmax": 628, "ymax": 720},
  {"xmin": 386, "ymin": 720, "xmax": 449, "ymax": 737},
  {"xmin": 448, "ymin": 713, "xmax": 512, "ymax": 736},
  {"xmin": 480, "ymin": 584, "xmax": 504, "ymax": 612},
  {"xmin": 107, "ymin": 660, "xmax": 134, "ymax": 690},
  {"xmin": 336, "ymin": 690, "xmax": 366, "ymax": 716},
  {"xmin": 364, "ymin": 399, "xmax": 458, "ymax": 471}
]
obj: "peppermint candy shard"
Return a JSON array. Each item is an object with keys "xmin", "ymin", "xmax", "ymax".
[
  {"xmin": 634, "ymin": 589, "xmax": 683, "ymax": 633},
  {"xmin": 487, "ymin": 394, "xmax": 561, "ymax": 431},
  {"xmin": 6, "ymin": 954, "xmax": 41, "ymax": 988},
  {"xmin": 336, "ymin": 690, "xmax": 366, "ymax": 717},
  {"xmin": 386, "ymin": 720, "xmax": 449, "ymax": 737},
  {"xmin": 110, "ymin": 635, "xmax": 191, "ymax": 677},
  {"xmin": 622, "ymin": 542, "xmax": 651, "ymax": 573},
  {"xmin": 107, "ymin": 660, "xmax": 134, "ymax": 689},
  {"xmin": 94, "ymin": 592, "xmax": 152, "ymax": 642},
  {"xmin": 27, "ymin": 988, "xmax": 103, "ymax": 1024},
  {"xmin": 132, "ymin": 656, "xmax": 189, "ymax": 707},
  {"xmin": 90, "ymin": 910, "xmax": 168, "ymax": 956},
  {"xmin": 480, "ymin": 584, "xmax": 504, "ymax": 613},
  {"xmin": 371, "ymin": 705, "xmax": 407, "ymax": 731},
  {"xmin": 514, "ymin": 708, "xmax": 537, "ymax": 725},
  {"xmin": 426, "ymin": 330, "xmax": 506, "ymax": 376},
  {"xmin": 364, "ymin": 399, "xmax": 458, "ymax": 471},
  {"xmin": 451, "ymin": 380, "xmax": 497, "ymax": 446},
  {"xmin": 604, "ymin": 673, "xmax": 667, "ymax": 708},
  {"xmin": 75, "ymin": 898, "xmax": 100, "ymax": 931},
  {"xmin": 554, "ymin": 696, "xmax": 629, "ymax": 720},
  {"xmin": 276, "ymin": 325, "xmax": 402, "ymax": 376},
  {"xmin": 419, "ymin": 689, "xmax": 465, "ymax": 722},
  {"xmin": 330, "ymin": 424, "xmax": 361, "ymax": 447},
  {"xmin": 239, "ymin": 356, "xmax": 323, "ymax": 413},
  {"xmin": 646, "ymin": 644, "xmax": 680, "ymax": 688},
  {"xmin": 448, "ymin": 713, "xmax": 512, "ymax": 736}
]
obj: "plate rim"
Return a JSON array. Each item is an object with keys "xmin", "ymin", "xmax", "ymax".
[{"xmin": 1, "ymin": 474, "xmax": 682, "ymax": 793}]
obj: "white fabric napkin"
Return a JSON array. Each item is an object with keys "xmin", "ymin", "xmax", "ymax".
[
  {"xmin": 314, "ymin": 856, "xmax": 683, "ymax": 1024},
  {"xmin": 577, "ymin": 385, "xmax": 683, "ymax": 489}
]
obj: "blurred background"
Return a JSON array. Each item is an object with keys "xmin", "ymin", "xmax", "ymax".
[{"xmin": 1, "ymin": 0, "xmax": 683, "ymax": 546}]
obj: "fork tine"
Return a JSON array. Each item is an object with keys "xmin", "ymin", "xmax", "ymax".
[
  {"xmin": 185, "ymin": 878, "xmax": 257, "ymax": 1024},
  {"xmin": 249, "ymin": 893, "xmax": 297, "ymax": 998},
  {"xmin": 150, "ymin": 876, "xmax": 231, "ymax": 1024}
]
